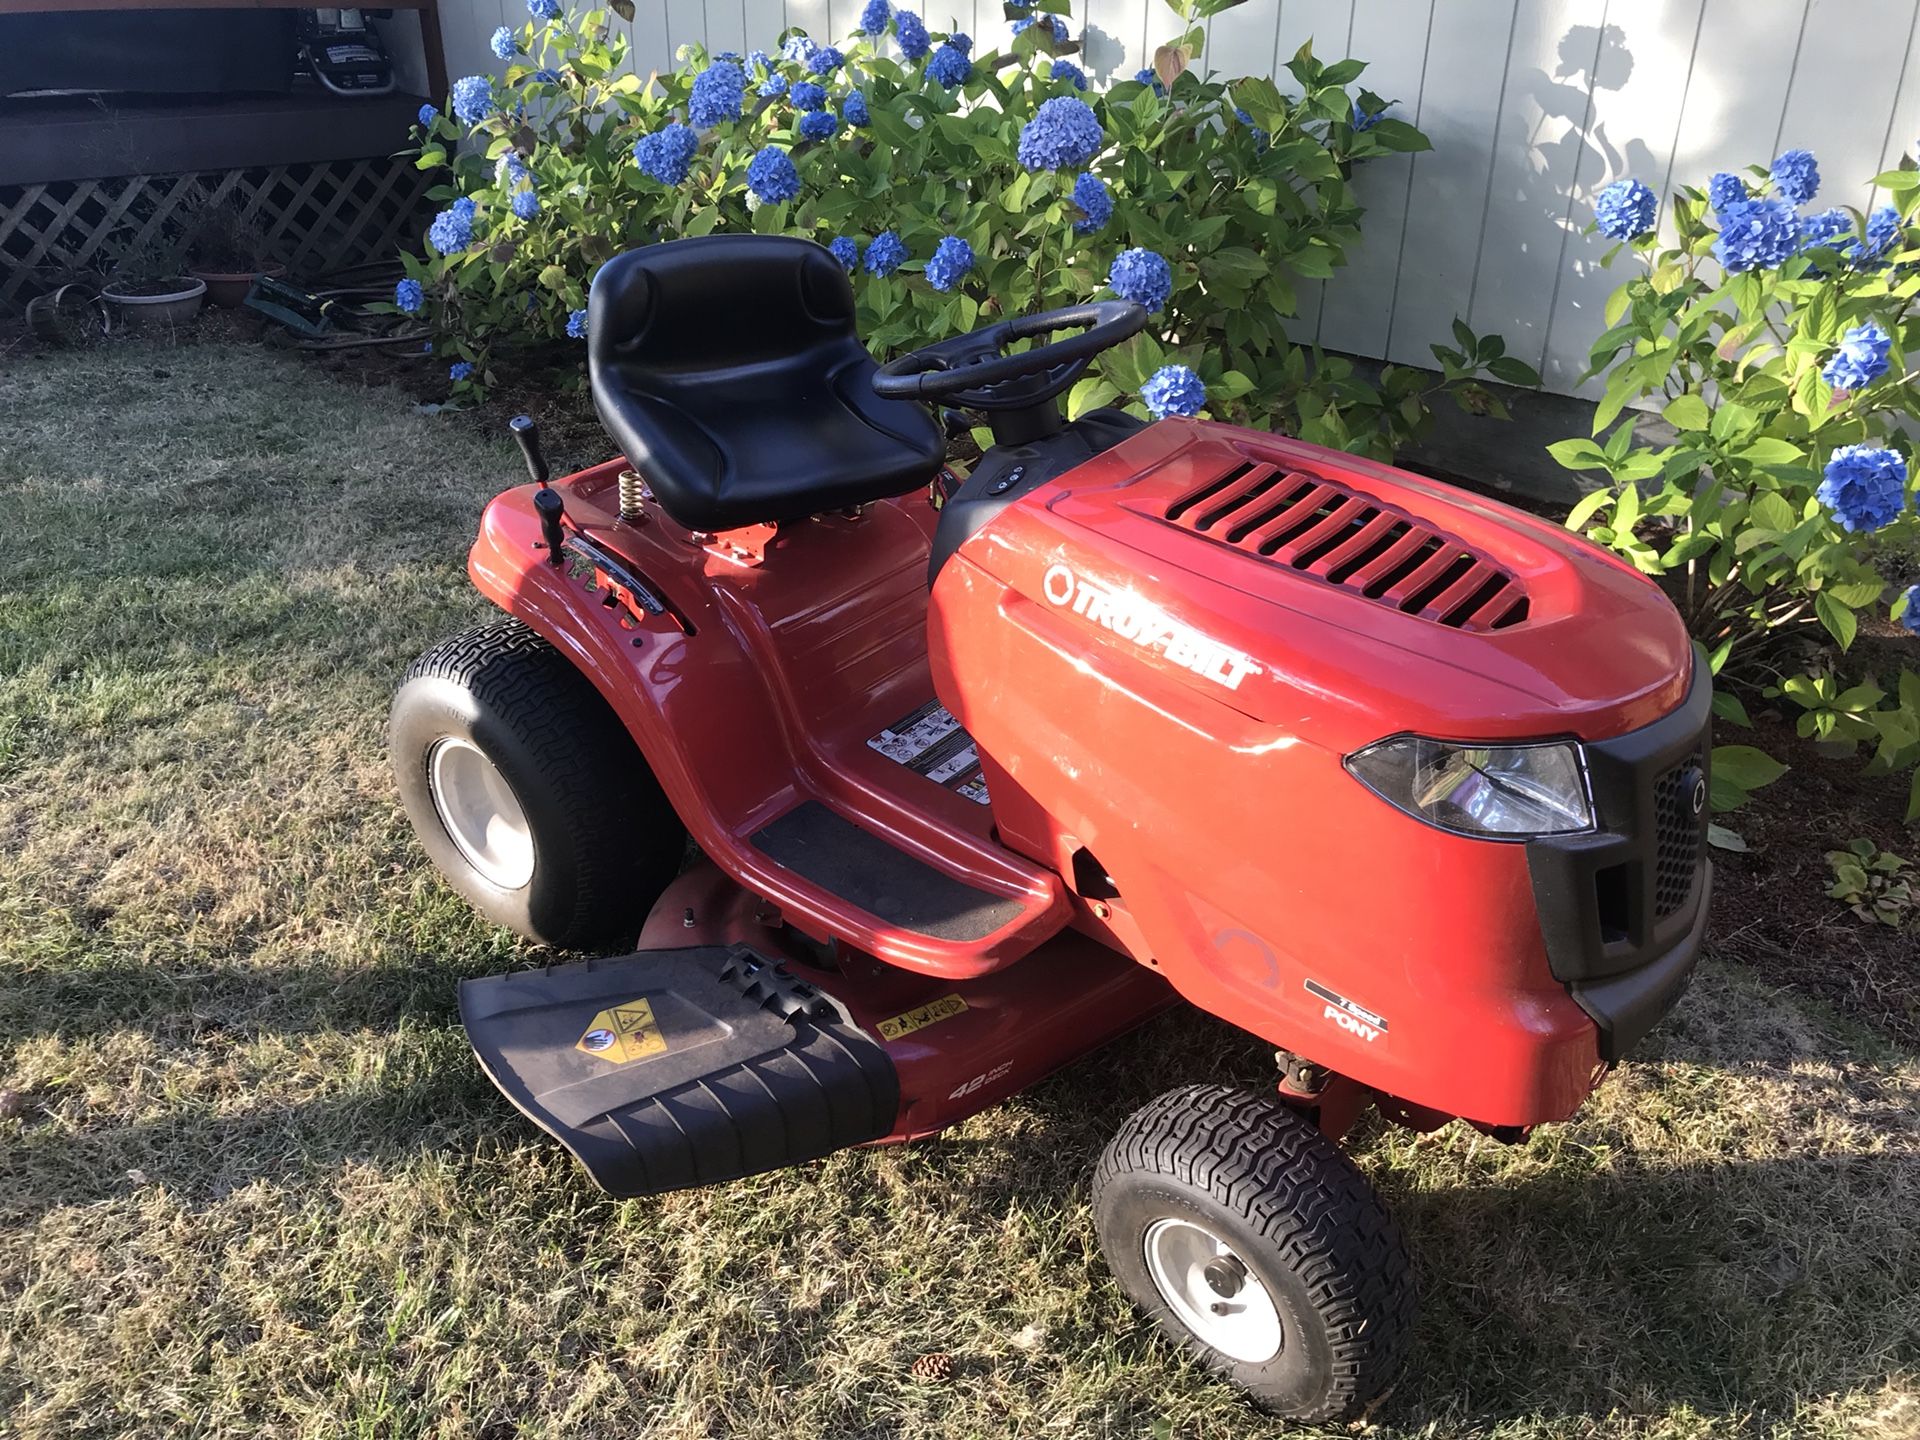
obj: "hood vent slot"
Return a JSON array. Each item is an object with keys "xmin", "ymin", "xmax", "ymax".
[{"xmin": 1161, "ymin": 459, "xmax": 1530, "ymax": 631}]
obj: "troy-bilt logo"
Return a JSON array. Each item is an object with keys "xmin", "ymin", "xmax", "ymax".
[
  {"xmin": 1305, "ymin": 979, "xmax": 1388, "ymax": 1045},
  {"xmin": 1041, "ymin": 563, "xmax": 1261, "ymax": 692}
]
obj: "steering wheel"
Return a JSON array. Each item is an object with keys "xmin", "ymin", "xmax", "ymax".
[{"xmin": 871, "ymin": 301, "xmax": 1149, "ymax": 412}]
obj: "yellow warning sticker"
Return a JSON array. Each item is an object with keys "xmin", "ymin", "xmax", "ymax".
[
  {"xmin": 876, "ymin": 993, "xmax": 967, "ymax": 1041},
  {"xmin": 576, "ymin": 998, "xmax": 668, "ymax": 1064}
]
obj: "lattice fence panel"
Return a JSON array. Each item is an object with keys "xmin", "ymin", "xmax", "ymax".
[{"xmin": 0, "ymin": 155, "xmax": 433, "ymax": 311}]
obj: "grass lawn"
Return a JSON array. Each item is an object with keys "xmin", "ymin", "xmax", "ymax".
[{"xmin": 3, "ymin": 339, "xmax": 1918, "ymax": 1440}]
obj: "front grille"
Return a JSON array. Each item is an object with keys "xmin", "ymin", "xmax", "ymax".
[
  {"xmin": 1651, "ymin": 752, "xmax": 1705, "ymax": 918},
  {"xmin": 1160, "ymin": 460, "xmax": 1529, "ymax": 631}
]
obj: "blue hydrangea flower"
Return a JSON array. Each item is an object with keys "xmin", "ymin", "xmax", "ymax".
[
  {"xmin": 1852, "ymin": 204, "xmax": 1902, "ymax": 267},
  {"xmin": 426, "ymin": 198, "xmax": 477, "ymax": 253},
  {"xmin": 532, "ymin": 67, "xmax": 562, "ymax": 83},
  {"xmin": 782, "ymin": 34, "xmax": 820, "ymax": 65},
  {"xmin": 925, "ymin": 235, "xmax": 974, "ymax": 291},
  {"xmin": 829, "ymin": 236, "xmax": 860, "ymax": 271},
  {"xmin": 634, "ymin": 122, "xmax": 697, "ymax": 184},
  {"xmin": 1071, "ymin": 171, "xmax": 1111, "ymax": 233},
  {"xmin": 1051, "ymin": 60, "xmax": 1086, "ymax": 89},
  {"xmin": 1594, "ymin": 179, "xmax": 1657, "ymax": 240},
  {"xmin": 807, "ymin": 45, "xmax": 844, "ymax": 74},
  {"xmin": 1822, "ymin": 322, "xmax": 1893, "ymax": 391},
  {"xmin": 496, "ymin": 153, "xmax": 531, "ymax": 188},
  {"xmin": 759, "ymin": 71, "xmax": 789, "ymax": 97},
  {"xmin": 1142, "ymin": 364, "xmax": 1205, "ymax": 419},
  {"xmin": 791, "ymin": 79, "xmax": 827, "ymax": 111},
  {"xmin": 1133, "ymin": 67, "xmax": 1165, "ymax": 97},
  {"xmin": 394, "ymin": 278, "xmax": 424, "ymax": 314},
  {"xmin": 895, "ymin": 11, "xmax": 929, "ymax": 59},
  {"xmin": 1799, "ymin": 207, "xmax": 1853, "ymax": 252},
  {"xmin": 746, "ymin": 146, "xmax": 801, "ymax": 203},
  {"xmin": 1713, "ymin": 197, "xmax": 1798, "ymax": 273},
  {"xmin": 1817, "ymin": 445, "xmax": 1909, "ymax": 533},
  {"xmin": 843, "ymin": 89, "xmax": 870, "ymax": 126},
  {"xmin": 1017, "ymin": 95, "xmax": 1101, "ymax": 171},
  {"xmin": 1898, "ymin": 584, "xmax": 1920, "ymax": 636},
  {"xmin": 450, "ymin": 361, "xmax": 475, "ymax": 382},
  {"xmin": 926, "ymin": 41, "xmax": 971, "ymax": 87},
  {"xmin": 861, "ymin": 0, "xmax": 890, "ymax": 33},
  {"xmin": 1771, "ymin": 148, "xmax": 1819, "ymax": 206},
  {"xmin": 747, "ymin": 48, "xmax": 770, "ymax": 71},
  {"xmin": 1012, "ymin": 14, "xmax": 1068, "ymax": 41},
  {"xmin": 527, "ymin": 0, "xmax": 559, "ymax": 18},
  {"xmin": 1234, "ymin": 106, "xmax": 1269, "ymax": 150},
  {"xmin": 566, "ymin": 309, "xmax": 587, "ymax": 339},
  {"xmin": 451, "ymin": 75, "xmax": 493, "ymax": 125},
  {"xmin": 510, "ymin": 188, "xmax": 540, "ymax": 220},
  {"xmin": 948, "ymin": 32, "xmax": 972, "ymax": 54},
  {"xmin": 417, "ymin": 103, "xmax": 438, "ymax": 126},
  {"xmin": 864, "ymin": 230, "xmax": 907, "ymax": 276},
  {"xmin": 490, "ymin": 25, "xmax": 516, "ymax": 59},
  {"xmin": 1351, "ymin": 99, "xmax": 1390, "ymax": 132},
  {"xmin": 1108, "ymin": 246, "xmax": 1172, "ymax": 312},
  {"xmin": 689, "ymin": 60, "xmax": 745, "ymax": 128},
  {"xmin": 799, "ymin": 108, "xmax": 839, "ymax": 141},
  {"xmin": 1707, "ymin": 171, "xmax": 1746, "ymax": 212}
]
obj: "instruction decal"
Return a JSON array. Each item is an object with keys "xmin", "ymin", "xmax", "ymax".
[
  {"xmin": 867, "ymin": 699, "xmax": 991, "ymax": 806},
  {"xmin": 876, "ymin": 993, "xmax": 968, "ymax": 1041},
  {"xmin": 576, "ymin": 998, "xmax": 669, "ymax": 1064},
  {"xmin": 1304, "ymin": 979, "xmax": 1388, "ymax": 1045}
]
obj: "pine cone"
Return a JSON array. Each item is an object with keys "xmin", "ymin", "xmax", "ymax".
[{"xmin": 909, "ymin": 1352, "xmax": 954, "ymax": 1383}]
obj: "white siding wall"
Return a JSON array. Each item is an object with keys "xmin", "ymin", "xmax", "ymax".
[{"xmin": 426, "ymin": 0, "xmax": 1920, "ymax": 396}]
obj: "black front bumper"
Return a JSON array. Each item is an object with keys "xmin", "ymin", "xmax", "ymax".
[{"xmin": 1527, "ymin": 672, "xmax": 1713, "ymax": 1061}]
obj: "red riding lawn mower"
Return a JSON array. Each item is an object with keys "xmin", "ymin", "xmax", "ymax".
[{"xmin": 391, "ymin": 236, "xmax": 1711, "ymax": 1421}]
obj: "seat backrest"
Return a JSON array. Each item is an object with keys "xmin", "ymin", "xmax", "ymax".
[
  {"xmin": 590, "ymin": 233, "xmax": 859, "ymax": 373},
  {"xmin": 587, "ymin": 237, "xmax": 945, "ymax": 532}
]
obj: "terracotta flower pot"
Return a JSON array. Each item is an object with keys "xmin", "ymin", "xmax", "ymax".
[
  {"xmin": 101, "ymin": 277, "xmax": 208, "ymax": 327},
  {"xmin": 190, "ymin": 266, "xmax": 285, "ymax": 308}
]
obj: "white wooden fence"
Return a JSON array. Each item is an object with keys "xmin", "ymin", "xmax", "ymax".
[{"xmin": 424, "ymin": 0, "xmax": 1920, "ymax": 397}]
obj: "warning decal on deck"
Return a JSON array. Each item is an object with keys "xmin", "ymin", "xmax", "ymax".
[
  {"xmin": 876, "ymin": 993, "xmax": 968, "ymax": 1041},
  {"xmin": 575, "ymin": 998, "xmax": 669, "ymax": 1064},
  {"xmin": 867, "ymin": 700, "xmax": 991, "ymax": 806}
]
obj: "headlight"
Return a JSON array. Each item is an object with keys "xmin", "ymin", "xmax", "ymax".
[{"xmin": 1345, "ymin": 737, "xmax": 1593, "ymax": 838}]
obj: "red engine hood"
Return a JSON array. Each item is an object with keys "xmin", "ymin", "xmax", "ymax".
[{"xmin": 959, "ymin": 418, "xmax": 1692, "ymax": 747}]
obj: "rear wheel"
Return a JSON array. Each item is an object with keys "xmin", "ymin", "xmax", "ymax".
[
  {"xmin": 390, "ymin": 620, "xmax": 684, "ymax": 948},
  {"xmin": 1091, "ymin": 1083, "xmax": 1414, "ymax": 1422}
]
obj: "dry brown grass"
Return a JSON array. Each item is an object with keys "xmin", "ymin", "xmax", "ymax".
[{"xmin": 3, "ymin": 339, "xmax": 1918, "ymax": 1439}]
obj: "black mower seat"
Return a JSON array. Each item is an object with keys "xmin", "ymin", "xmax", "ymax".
[{"xmin": 587, "ymin": 236, "xmax": 946, "ymax": 532}]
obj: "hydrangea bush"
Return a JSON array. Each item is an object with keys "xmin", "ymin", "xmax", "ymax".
[
  {"xmin": 395, "ymin": 0, "xmax": 1528, "ymax": 456},
  {"xmin": 1554, "ymin": 155, "xmax": 1920, "ymax": 819}
]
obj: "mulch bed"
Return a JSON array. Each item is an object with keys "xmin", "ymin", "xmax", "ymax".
[{"xmin": 1710, "ymin": 710, "xmax": 1919, "ymax": 1048}]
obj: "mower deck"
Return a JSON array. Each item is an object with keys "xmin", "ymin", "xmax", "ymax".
[{"xmin": 461, "ymin": 865, "xmax": 1180, "ymax": 1194}]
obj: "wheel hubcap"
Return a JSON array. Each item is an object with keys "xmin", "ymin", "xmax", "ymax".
[
  {"xmin": 1143, "ymin": 1217, "xmax": 1283, "ymax": 1364},
  {"xmin": 427, "ymin": 737, "xmax": 535, "ymax": 890}
]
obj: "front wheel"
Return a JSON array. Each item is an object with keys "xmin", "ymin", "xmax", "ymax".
[
  {"xmin": 1091, "ymin": 1083, "xmax": 1415, "ymax": 1422},
  {"xmin": 390, "ymin": 620, "xmax": 685, "ymax": 948}
]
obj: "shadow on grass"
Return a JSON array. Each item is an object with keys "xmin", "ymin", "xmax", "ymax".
[{"xmin": 7, "ymin": 993, "xmax": 1915, "ymax": 1430}]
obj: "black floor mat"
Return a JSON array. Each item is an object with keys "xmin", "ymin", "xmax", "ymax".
[{"xmin": 751, "ymin": 800, "xmax": 1025, "ymax": 942}]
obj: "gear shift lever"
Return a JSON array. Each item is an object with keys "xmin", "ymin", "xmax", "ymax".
[{"xmin": 511, "ymin": 415, "xmax": 565, "ymax": 566}]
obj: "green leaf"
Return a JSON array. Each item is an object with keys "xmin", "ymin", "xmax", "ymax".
[
  {"xmin": 1714, "ymin": 696, "xmax": 1753, "ymax": 737},
  {"xmin": 1815, "ymin": 592, "xmax": 1858, "ymax": 650},
  {"xmin": 1565, "ymin": 486, "xmax": 1615, "ymax": 530},
  {"xmin": 1737, "ymin": 437, "xmax": 1804, "ymax": 466},
  {"xmin": 1067, "ymin": 375, "xmax": 1121, "ymax": 420},
  {"xmin": 1547, "ymin": 438, "xmax": 1610, "ymax": 471},
  {"xmin": 1707, "ymin": 823, "xmax": 1749, "ymax": 852},
  {"xmin": 1488, "ymin": 355, "xmax": 1541, "ymax": 387},
  {"xmin": 1663, "ymin": 393, "xmax": 1710, "ymax": 431},
  {"xmin": 1713, "ymin": 744, "xmax": 1789, "ymax": 792}
]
